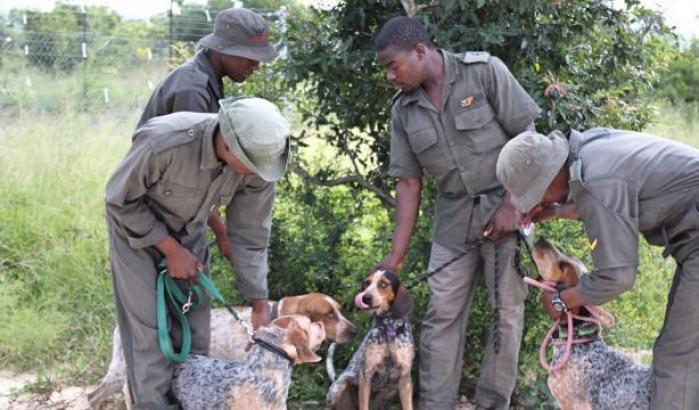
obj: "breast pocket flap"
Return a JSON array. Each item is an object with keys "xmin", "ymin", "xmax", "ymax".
[
  {"xmin": 407, "ymin": 128, "xmax": 439, "ymax": 153},
  {"xmin": 455, "ymin": 104, "xmax": 495, "ymax": 131}
]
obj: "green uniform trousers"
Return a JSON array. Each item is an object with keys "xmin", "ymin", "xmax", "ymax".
[
  {"xmin": 417, "ymin": 212, "xmax": 527, "ymax": 410},
  {"xmin": 108, "ymin": 222, "xmax": 211, "ymax": 410},
  {"xmin": 651, "ymin": 251, "xmax": 699, "ymax": 410}
]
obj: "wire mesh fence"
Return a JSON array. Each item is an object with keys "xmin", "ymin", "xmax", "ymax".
[{"xmin": 0, "ymin": 3, "xmax": 287, "ymax": 115}]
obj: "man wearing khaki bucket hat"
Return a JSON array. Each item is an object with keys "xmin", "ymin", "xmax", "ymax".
[
  {"xmin": 497, "ymin": 128, "xmax": 699, "ymax": 410},
  {"xmin": 136, "ymin": 7, "xmax": 279, "ymax": 330},
  {"xmin": 106, "ymin": 97, "xmax": 290, "ymax": 410}
]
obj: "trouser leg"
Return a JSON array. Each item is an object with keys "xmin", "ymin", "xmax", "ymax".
[
  {"xmin": 651, "ymin": 252, "xmax": 699, "ymax": 410},
  {"xmin": 108, "ymin": 224, "xmax": 210, "ymax": 410},
  {"xmin": 474, "ymin": 236, "xmax": 527, "ymax": 410},
  {"xmin": 417, "ymin": 242, "xmax": 482, "ymax": 410}
]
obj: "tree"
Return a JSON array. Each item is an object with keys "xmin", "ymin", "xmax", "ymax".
[{"xmin": 284, "ymin": 0, "xmax": 670, "ymax": 208}]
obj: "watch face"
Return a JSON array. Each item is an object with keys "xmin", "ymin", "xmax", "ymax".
[{"xmin": 553, "ymin": 301, "xmax": 564, "ymax": 312}]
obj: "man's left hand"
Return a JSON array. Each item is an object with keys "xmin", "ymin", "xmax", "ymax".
[
  {"xmin": 483, "ymin": 193, "xmax": 521, "ymax": 241},
  {"xmin": 250, "ymin": 298, "xmax": 271, "ymax": 330}
]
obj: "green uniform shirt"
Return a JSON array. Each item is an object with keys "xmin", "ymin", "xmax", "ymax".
[
  {"xmin": 137, "ymin": 51, "xmax": 224, "ymax": 128},
  {"xmin": 568, "ymin": 128, "xmax": 699, "ymax": 304},
  {"xmin": 389, "ymin": 50, "xmax": 541, "ymax": 250},
  {"xmin": 106, "ymin": 112, "xmax": 274, "ymax": 299}
]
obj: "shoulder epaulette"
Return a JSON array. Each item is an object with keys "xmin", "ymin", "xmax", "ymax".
[{"xmin": 460, "ymin": 51, "xmax": 491, "ymax": 64}]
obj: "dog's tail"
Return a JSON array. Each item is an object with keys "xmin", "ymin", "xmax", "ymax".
[{"xmin": 325, "ymin": 342, "xmax": 337, "ymax": 381}]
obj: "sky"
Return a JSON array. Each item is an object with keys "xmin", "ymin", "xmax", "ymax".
[{"xmin": 0, "ymin": 0, "xmax": 697, "ymax": 38}]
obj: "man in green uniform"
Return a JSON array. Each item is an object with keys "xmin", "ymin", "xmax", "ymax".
[
  {"xmin": 496, "ymin": 128, "xmax": 699, "ymax": 410},
  {"xmin": 106, "ymin": 97, "xmax": 290, "ymax": 410},
  {"xmin": 137, "ymin": 7, "xmax": 278, "ymax": 329},
  {"xmin": 374, "ymin": 17, "xmax": 541, "ymax": 410}
]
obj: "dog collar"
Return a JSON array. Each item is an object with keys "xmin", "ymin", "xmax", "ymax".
[{"xmin": 253, "ymin": 337, "xmax": 293, "ymax": 363}]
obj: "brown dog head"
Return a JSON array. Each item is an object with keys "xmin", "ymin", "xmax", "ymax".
[
  {"xmin": 264, "ymin": 315, "xmax": 326, "ymax": 365},
  {"xmin": 355, "ymin": 269, "xmax": 413, "ymax": 318},
  {"xmin": 531, "ymin": 236, "xmax": 587, "ymax": 288},
  {"xmin": 278, "ymin": 293, "xmax": 357, "ymax": 344}
]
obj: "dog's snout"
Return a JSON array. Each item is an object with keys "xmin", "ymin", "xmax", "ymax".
[{"xmin": 361, "ymin": 294, "xmax": 372, "ymax": 306}]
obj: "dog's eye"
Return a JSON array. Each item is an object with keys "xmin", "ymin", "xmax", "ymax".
[
  {"xmin": 379, "ymin": 283, "xmax": 388, "ymax": 289},
  {"xmin": 326, "ymin": 312, "xmax": 336, "ymax": 319}
]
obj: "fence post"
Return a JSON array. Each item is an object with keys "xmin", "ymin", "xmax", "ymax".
[{"xmin": 80, "ymin": 4, "xmax": 88, "ymax": 111}]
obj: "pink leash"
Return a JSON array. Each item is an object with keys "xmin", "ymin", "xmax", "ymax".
[{"xmin": 523, "ymin": 277, "xmax": 615, "ymax": 372}]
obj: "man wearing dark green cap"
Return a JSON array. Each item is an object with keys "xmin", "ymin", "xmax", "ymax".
[
  {"xmin": 106, "ymin": 97, "xmax": 290, "ymax": 410},
  {"xmin": 374, "ymin": 16, "xmax": 540, "ymax": 410},
  {"xmin": 137, "ymin": 6, "xmax": 279, "ymax": 330},
  {"xmin": 497, "ymin": 128, "xmax": 699, "ymax": 410}
]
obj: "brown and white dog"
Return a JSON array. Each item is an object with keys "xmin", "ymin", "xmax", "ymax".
[
  {"xmin": 326, "ymin": 269, "xmax": 414, "ymax": 410},
  {"xmin": 531, "ymin": 237, "xmax": 651, "ymax": 410},
  {"xmin": 88, "ymin": 293, "xmax": 357, "ymax": 409},
  {"xmin": 173, "ymin": 314, "xmax": 327, "ymax": 410}
]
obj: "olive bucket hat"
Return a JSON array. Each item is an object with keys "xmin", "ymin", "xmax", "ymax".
[
  {"xmin": 219, "ymin": 97, "xmax": 291, "ymax": 182},
  {"xmin": 199, "ymin": 8, "xmax": 278, "ymax": 63},
  {"xmin": 496, "ymin": 131, "xmax": 570, "ymax": 213}
]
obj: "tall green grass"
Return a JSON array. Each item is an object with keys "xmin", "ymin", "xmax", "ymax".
[{"xmin": 0, "ymin": 112, "xmax": 133, "ymax": 382}]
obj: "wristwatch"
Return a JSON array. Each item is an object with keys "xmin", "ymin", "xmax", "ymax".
[{"xmin": 552, "ymin": 292, "xmax": 568, "ymax": 313}]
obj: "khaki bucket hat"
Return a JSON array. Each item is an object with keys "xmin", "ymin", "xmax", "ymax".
[
  {"xmin": 496, "ymin": 131, "xmax": 570, "ymax": 213},
  {"xmin": 199, "ymin": 8, "xmax": 278, "ymax": 63},
  {"xmin": 219, "ymin": 97, "xmax": 291, "ymax": 182}
]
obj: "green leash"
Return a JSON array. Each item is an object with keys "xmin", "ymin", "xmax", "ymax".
[{"xmin": 156, "ymin": 262, "xmax": 243, "ymax": 362}]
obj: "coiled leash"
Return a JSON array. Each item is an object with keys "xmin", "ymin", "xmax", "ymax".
[
  {"xmin": 156, "ymin": 261, "xmax": 254, "ymax": 362},
  {"xmin": 515, "ymin": 232, "xmax": 616, "ymax": 372}
]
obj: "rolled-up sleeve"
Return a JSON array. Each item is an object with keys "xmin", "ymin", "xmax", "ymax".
[
  {"xmin": 483, "ymin": 56, "xmax": 541, "ymax": 136},
  {"xmin": 388, "ymin": 110, "xmax": 423, "ymax": 179},
  {"xmin": 105, "ymin": 143, "xmax": 167, "ymax": 249},
  {"xmin": 225, "ymin": 176, "xmax": 275, "ymax": 300}
]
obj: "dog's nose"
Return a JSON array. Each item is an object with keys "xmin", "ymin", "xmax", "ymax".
[{"xmin": 361, "ymin": 293, "xmax": 372, "ymax": 306}]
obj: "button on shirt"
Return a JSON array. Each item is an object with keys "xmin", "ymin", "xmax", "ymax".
[
  {"xmin": 389, "ymin": 50, "xmax": 541, "ymax": 250},
  {"xmin": 106, "ymin": 112, "xmax": 274, "ymax": 299},
  {"xmin": 568, "ymin": 128, "xmax": 699, "ymax": 304},
  {"xmin": 137, "ymin": 51, "xmax": 224, "ymax": 128}
]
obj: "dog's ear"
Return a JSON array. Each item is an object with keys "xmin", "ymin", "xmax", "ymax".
[
  {"xmin": 285, "ymin": 321, "xmax": 322, "ymax": 364},
  {"xmin": 389, "ymin": 284, "xmax": 413, "ymax": 319},
  {"xmin": 558, "ymin": 261, "xmax": 580, "ymax": 287}
]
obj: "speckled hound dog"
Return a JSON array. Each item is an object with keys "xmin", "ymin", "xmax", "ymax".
[
  {"xmin": 173, "ymin": 315, "xmax": 327, "ymax": 410},
  {"xmin": 532, "ymin": 237, "xmax": 651, "ymax": 410},
  {"xmin": 326, "ymin": 270, "xmax": 414, "ymax": 410},
  {"xmin": 88, "ymin": 293, "xmax": 357, "ymax": 410}
]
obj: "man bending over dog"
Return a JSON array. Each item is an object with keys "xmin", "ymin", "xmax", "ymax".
[
  {"xmin": 496, "ymin": 128, "xmax": 699, "ymax": 410},
  {"xmin": 105, "ymin": 97, "xmax": 290, "ymax": 410},
  {"xmin": 374, "ymin": 17, "xmax": 540, "ymax": 410}
]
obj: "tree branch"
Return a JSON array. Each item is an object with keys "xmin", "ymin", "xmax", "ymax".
[{"xmin": 290, "ymin": 163, "xmax": 396, "ymax": 208}]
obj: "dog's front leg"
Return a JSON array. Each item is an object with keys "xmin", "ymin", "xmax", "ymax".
[
  {"xmin": 357, "ymin": 367, "xmax": 374, "ymax": 410},
  {"xmin": 397, "ymin": 372, "xmax": 413, "ymax": 410}
]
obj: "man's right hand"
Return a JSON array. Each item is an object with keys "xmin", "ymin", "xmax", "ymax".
[{"xmin": 155, "ymin": 235, "xmax": 201, "ymax": 281}]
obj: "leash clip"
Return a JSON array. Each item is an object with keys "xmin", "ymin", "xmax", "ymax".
[{"xmin": 182, "ymin": 292, "xmax": 193, "ymax": 314}]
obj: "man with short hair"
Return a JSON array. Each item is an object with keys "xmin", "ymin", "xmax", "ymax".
[
  {"xmin": 374, "ymin": 16, "xmax": 541, "ymax": 410},
  {"xmin": 496, "ymin": 128, "xmax": 699, "ymax": 410},
  {"xmin": 137, "ymin": 7, "xmax": 279, "ymax": 329},
  {"xmin": 106, "ymin": 97, "xmax": 290, "ymax": 409}
]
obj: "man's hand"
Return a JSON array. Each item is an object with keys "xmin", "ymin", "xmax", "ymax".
[
  {"xmin": 484, "ymin": 193, "xmax": 520, "ymax": 241},
  {"xmin": 250, "ymin": 298, "xmax": 271, "ymax": 330},
  {"xmin": 165, "ymin": 246, "xmax": 202, "ymax": 280},
  {"xmin": 155, "ymin": 235, "xmax": 201, "ymax": 280},
  {"xmin": 376, "ymin": 256, "xmax": 403, "ymax": 273}
]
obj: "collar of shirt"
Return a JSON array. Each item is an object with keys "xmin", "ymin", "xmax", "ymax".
[
  {"xmin": 398, "ymin": 49, "xmax": 458, "ymax": 110},
  {"xmin": 195, "ymin": 50, "xmax": 224, "ymax": 101},
  {"xmin": 200, "ymin": 118, "xmax": 224, "ymax": 170}
]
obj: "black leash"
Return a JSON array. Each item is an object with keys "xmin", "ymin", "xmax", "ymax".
[
  {"xmin": 403, "ymin": 240, "xmax": 484, "ymax": 289},
  {"xmin": 253, "ymin": 337, "xmax": 294, "ymax": 363}
]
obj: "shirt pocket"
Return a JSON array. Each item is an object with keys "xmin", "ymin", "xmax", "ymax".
[
  {"xmin": 454, "ymin": 104, "xmax": 505, "ymax": 152},
  {"xmin": 153, "ymin": 179, "xmax": 202, "ymax": 218},
  {"xmin": 407, "ymin": 128, "xmax": 450, "ymax": 176}
]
